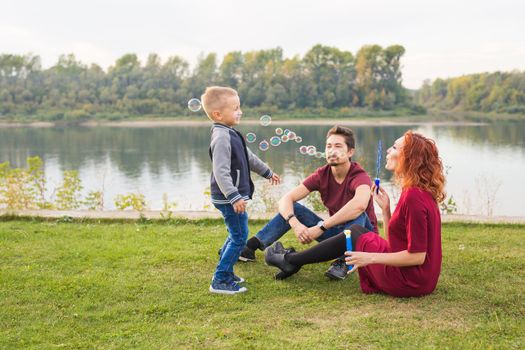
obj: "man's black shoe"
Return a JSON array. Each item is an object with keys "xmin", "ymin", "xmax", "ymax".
[
  {"xmin": 325, "ymin": 257, "xmax": 348, "ymax": 280},
  {"xmin": 265, "ymin": 242, "xmax": 301, "ymax": 279},
  {"xmin": 238, "ymin": 246, "xmax": 256, "ymax": 262},
  {"xmin": 218, "ymin": 246, "xmax": 256, "ymax": 262}
]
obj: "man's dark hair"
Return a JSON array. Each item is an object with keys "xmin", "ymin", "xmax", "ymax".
[{"xmin": 326, "ymin": 125, "xmax": 356, "ymax": 150}]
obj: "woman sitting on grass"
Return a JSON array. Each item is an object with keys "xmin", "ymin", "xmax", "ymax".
[{"xmin": 265, "ymin": 130, "xmax": 446, "ymax": 297}]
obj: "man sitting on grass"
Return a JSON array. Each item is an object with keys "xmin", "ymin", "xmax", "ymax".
[{"xmin": 239, "ymin": 125, "xmax": 378, "ymax": 280}]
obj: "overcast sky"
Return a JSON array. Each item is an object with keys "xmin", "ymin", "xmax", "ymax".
[{"xmin": 1, "ymin": 0, "xmax": 524, "ymax": 89}]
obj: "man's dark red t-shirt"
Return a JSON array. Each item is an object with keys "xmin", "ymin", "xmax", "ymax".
[{"xmin": 302, "ymin": 162, "xmax": 378, "ymax": 233}]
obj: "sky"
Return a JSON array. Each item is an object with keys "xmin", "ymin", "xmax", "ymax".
[{"xmin": 1, "ymin": 0, "xmax": 524, "ymax": 89}]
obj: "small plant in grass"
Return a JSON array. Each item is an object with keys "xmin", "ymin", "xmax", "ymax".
[
  {"xmin": 114, "ymin": 193, "xmax": 147, "ymax": 211},
  {"xmin": 84, "ymin": 190, "xmax": 104, "ymax": 210},
  {"xmin": 440, "ymin": 195, "xmax": 458, "ymax": 215},
  {"xmin": 55, "ymin": 170, "xmax": 83, "ymax": 210}
]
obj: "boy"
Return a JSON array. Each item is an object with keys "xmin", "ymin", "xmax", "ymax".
[{"xmin": 202, "ymin": 86, "xmax": 280, "ymax": 294}]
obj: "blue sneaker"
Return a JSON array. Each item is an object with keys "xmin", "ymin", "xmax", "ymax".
[
  {"xmin": 209, "ymin": 280, "xmax": 247, "ymax": 295},
  {"xmin": 233, "ymin": 274, "xmax": 245, "ymax": 283}
]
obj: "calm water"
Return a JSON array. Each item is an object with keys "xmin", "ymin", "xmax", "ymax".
[{"xmin": 2, "ymin": 121, "xmax": 525, "ymax": 216}]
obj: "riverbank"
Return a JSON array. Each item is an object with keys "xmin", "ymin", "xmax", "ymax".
[
  {"xmin": 0, "ymin": 117, "xmax": 489, "ymax": 128},
  {"xmin": 2, "ymin": 209, "xmax": 525, "ymax": 224}
]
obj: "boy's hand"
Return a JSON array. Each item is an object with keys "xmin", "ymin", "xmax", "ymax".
[
  {"xmin": 233, "ymin": 199, "xmax": 246, "ymax": 214},
  {"xmin": 269, "ymin": 173, "xmax": 281, "ymax": 185}
]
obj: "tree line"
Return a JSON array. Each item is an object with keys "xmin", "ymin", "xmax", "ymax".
[
  {"xmin": 0, "ymin": 44, "xmax": 410, "ymax": 121},
  {"xmin": 416, "ymin": 71, "xmax": 525, "ymax": 114}
]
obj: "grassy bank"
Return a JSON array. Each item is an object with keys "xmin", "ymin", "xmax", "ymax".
[{"xmin": 1, "ymin": 219, "xmax": 524, "ymax": 349}]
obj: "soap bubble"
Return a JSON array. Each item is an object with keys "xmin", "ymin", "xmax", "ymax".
[
  {"xmin": 283, "ymin": 129, "xmax": 291, "ymax": 136},
  {"xmin": 295, "ymin": 136, "xmax": 303, "ymax": 143},
  {"xmin": 245, "ymin": 132, "xmax": 257, "ymax": 143},
  {"xmin": 315, "ymin": 151, "xmax": 323, "ymax": 158},
  {"xmin": 299, "ymin": 146, "xmax": 308, "ymax": 154},
  {"xmin": 187, "ymin": 98, "xmax": 202, "ymax": 112},
  {"xmin": 281, "ymin": 134, "xmax": 290, "ymax": 143},
  {"xmin": 260, "ymin": 115, "xmax": 272, "ymax": 126},
  {"xmin": 307, "ymin": 146, "xmax": 316, "ymax": 156},
  {"xmin": 270, "ymin": 136, "xmax": 281, "ymax": 147},
  {"xmin": 287, "ymin": 131, "xmax": 296, "ymax": 140},
  {"xmin": 275, "ymin": 127, "xmax": 283, "ymax": 135},
  {"xmin": 259, "ymin": 140, "xmax": 269, "ymax": 151}
]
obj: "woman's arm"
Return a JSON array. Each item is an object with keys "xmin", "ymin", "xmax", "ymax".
[{"xmin": 345, "ymin": 250, "xmax": 426, "ymax": 272}]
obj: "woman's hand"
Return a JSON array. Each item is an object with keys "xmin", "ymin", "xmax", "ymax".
[
  {"xmin": 344, "ymin": 251, "xmax": 375, "ymax": 273},
  {"xmin": 371, "ymin": 185, "xmax": 390, "ymax": 212}
]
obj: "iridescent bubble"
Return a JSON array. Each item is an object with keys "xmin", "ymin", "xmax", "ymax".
[
  {"xmin": 259, "ymin": 140, "xmax": 270, "ymax": 152},
  {"xmin": 315, "ymin": 151, "xmax": 323, "ymax": 158},
  {"xmin": 275, "ymin": 127, "xmax": 283, "ymax": 135},
  {"xmin": 281, "ymin": 134, "xmax": 290, "ymax": 143},
  {"xmin": 245, "ymin": 132, "xmax": 257, "ymax": 143},
  {"xmin": 187, "ymin": 98, "xmax": 202, "ymax": 112},
  {"xmin": 283, "ymin": 129, "xmax": 291, "ymax": 136},
  {"xmin": 260, "ymin": 115, "xmax": 272, "ymax": 126},
  {"xmin": 270, "ymin": 136, "xmax": 281, "ymax": 147},
  {"xmin": 299, "ymin": 146, "xmax": 308, "ymax": 155},
  {"xmin": 307, "ymin": 146, "xmax": 316, "ymax": 156},
  {"xmin": 287, "ymin": 131, "xmax": 296, "ymax": 140},
  {"xmin": 295, "ymin": 136, "xmax": 303, "ymax": 143}
]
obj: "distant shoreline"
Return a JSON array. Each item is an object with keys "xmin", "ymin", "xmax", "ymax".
[{"xmin": 0, "ymin": 118, "xmax": 488, "ymax": 128}]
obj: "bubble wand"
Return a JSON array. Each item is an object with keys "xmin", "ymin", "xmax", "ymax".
[
  {"xmin": 344, "ymin": 229, "xmax": 353, "ymax": 269},
  {"xmin": 374, "ymin": 140, "xmax": 382, "ymax": 194}
]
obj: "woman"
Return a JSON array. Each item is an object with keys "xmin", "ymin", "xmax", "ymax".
[{"xmin": 265, "ymin": 131, "xmax": 446, "ymax": 297}]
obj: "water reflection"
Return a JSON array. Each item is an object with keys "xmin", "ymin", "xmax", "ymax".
[{"xmin": 1, "ymin": 121, "xmax": 524, "ymax": 215}]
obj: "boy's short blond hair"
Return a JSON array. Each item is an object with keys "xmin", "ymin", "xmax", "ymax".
[{"xmin": 201, "ymin": 86, "xmax": 238, "ymax": 121}]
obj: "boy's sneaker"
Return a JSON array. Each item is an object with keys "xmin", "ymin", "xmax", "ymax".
[
  {"xmin": 325, "ymin": 257, "xmax": 348, "ymax": 280},
  {"xmin": 209, "ymin": 280, "xmax": 247, "ymax": 295},
  {"xmin": 233, "ymin": 274, "xmax": 245, "ymax": 283},
  {"xmin": 238, "ymin": 246, "xmax": 256, "ymax": 262}
]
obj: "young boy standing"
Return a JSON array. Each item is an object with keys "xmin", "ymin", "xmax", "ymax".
[{"xmin": 202, "ymin": 86, "xmax": 280, "ymax": 294}]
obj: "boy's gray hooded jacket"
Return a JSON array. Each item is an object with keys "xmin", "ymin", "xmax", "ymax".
[{"xmin": 209, "ymin": 123, "xmax": 272, "ymax": 205}]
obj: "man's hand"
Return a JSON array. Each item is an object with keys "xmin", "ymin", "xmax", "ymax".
[
  {"xmin": 305, "ymin": 226, "xmax": 324, "ymax": 242},
  {"xmin": 233, "ymin": 199, "xmax": 246, "ymax": 214},
  {"xmin": 269, "ymin": 173, "xmax": 281, "ymax": 185},
  {"xmin": 291, "ymin": 221, "xmax": 311, "ymax": 244}
]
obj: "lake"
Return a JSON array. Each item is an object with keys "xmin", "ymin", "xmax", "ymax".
[{"xmin": 2, "ymin": 120, "xmax": 525, "ymax": 216}]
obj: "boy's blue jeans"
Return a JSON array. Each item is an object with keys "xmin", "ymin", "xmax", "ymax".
[
  {"xmin": 213, "ymin": 203, "xmax": 249, "ymax": 283},
  {"xmin": 255, "ymin": 202, "xmax": 374, "ymax": 249}
]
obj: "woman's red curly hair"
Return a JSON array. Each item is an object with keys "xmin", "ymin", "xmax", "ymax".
[{"xmin": 395, "ymin": 131, "xmax": 446, "ymax": 203}]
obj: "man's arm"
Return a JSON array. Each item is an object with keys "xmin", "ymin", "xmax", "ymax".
[
  {"xmin": 278, "ymin": 184, "xmax": 310, "ymax": 220},
  {"xmin": 303, "ymin": 184, "xmax": 371, "ymax": 241},
  {"xmin": 324, "ymin": 184, "xmax": 371, "ymax": 228},
  {"xmin": 278, "ymin": 184, "xmax": 314, "ymax": 244}
]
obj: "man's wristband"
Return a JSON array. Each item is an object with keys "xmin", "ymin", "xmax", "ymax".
[{"xmin": 285, "ymin": 213, "xmax": 296, "ymax": 223}]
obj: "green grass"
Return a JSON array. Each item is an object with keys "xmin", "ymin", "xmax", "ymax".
[{"xmin": 1, "ymin": 219, "xmax": 524, "ymax": 349}]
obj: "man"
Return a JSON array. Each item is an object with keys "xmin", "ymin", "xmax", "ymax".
[{"xmin": 240, "ymin": 125, "xmax": 378, "ymax": 280}]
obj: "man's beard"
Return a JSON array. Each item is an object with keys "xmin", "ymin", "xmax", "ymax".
[{"xmin": 328, "ymin": 161, "xmax": 340, "ymax": 167}]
